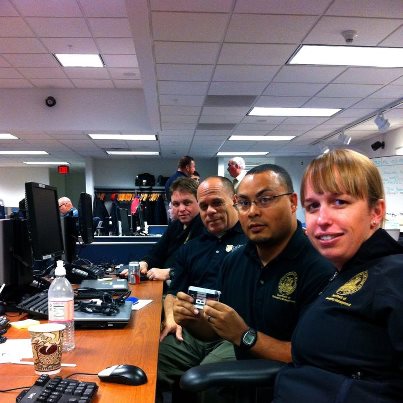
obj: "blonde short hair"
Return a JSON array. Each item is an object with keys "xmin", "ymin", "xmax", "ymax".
[{"xmin": 300, "ymin": 149, "xmax": 384, "ymax": 209}]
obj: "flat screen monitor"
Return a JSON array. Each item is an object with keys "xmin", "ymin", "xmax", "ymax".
[
  {"xmin": 25, "ymin": 182, "xmax": 64, "ymax": 261},
  {"xmin": 60, "ymin": 216, "xmax": 78, "ymax": 264},
  {"xmin": 78, "ymin": 193, "xmax": 94, "ymax": 244}
]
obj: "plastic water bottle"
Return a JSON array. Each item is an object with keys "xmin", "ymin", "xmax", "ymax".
[{"xmin": 48, "ymin": 260, "xmax": 75, "ymax": 352}]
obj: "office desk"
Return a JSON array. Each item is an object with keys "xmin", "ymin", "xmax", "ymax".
[{"xmin": 0, "ymin": 280, "xmax": 163, "ymax": 403}]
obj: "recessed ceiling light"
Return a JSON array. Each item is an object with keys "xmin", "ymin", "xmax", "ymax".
[
  {"xmin": 54, "ymin": 53, "xmax": 104, "ymax": 67},
  {"xmin": 23, "ymin": 161, "xmax": 69, "ymax": 165},
  {"xmin": 89, "ymin": 134, "xmax": 157, "ymax": 141},
  {"xmin": 229, "ymin": 135, "xmax": 295, "ymax": 141},
  {"xmin": 217, "ymin": 152, "xmax": 269, "ymax": 156},
  {"xmin": 0, "ymin": 151, "xmax": 48, "ymax": 155},
  {"xmin": 288, "ymin": 45, "xmax": 403, "ymax": 68},
  {"xmin": 248, "ymin": 107, "xmax": 340, "ymax": 117},
  {"xmin": 106, "ymin": 151, "xmax": 159, "ymax": 156},
  {"xmin": 0, "ymin": 133, "xmax": 18, "ymax": 139}
]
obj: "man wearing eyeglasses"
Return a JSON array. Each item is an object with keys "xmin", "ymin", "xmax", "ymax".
[
  {"xmin": 58, "ymin": 197, "xmax": 78, "ymax": 217},
  {"xmin": 168, "ymin": 164, "xmax": 335, "ymax": 402}
]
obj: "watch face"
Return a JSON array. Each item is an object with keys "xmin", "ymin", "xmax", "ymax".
[{"xmin": 243, "ymin": 329, "xmax": 256, "ymax": 346}]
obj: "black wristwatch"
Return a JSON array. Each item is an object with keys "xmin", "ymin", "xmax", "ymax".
[{"xmin": 239, "ymin": 328, "xmax": 257, "ymax": 350}]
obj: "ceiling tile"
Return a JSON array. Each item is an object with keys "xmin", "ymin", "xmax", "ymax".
[
  {"xmin": 108, "ymin": 68, "xmax": 141, "ymax": 80},
  {"xmin": 31, "ymin": 78, "xmax": 74, "ymax": 88},
  {"xmin": 64, "ymin": 67, "xmax": 109, "ymax": 79},
  {"xmin": 3, "ymin": 53, "xmax": 59, "ymax": 67},
  {"xmin": 213, "ymin": 65, "xmax": 279, "ymax": 82},
  {"xmin": 152, "ymin": 12, "xmax": 228, "ymax": 41},
  {"xmin": 27, "ymin": 17, "xmax": 91, "ymax": 37},
  {"xmin": 326, "ymin": 0, "xmax": 403, "ymax": 18},
  {"xmin": 159, "ymin": 95, "xmax": 205, "ymax": 106},
  {"xmin": 79, "ymin": 0, "xmax": 128, "ymax": 17},
  {"xmin": 150, "ymin": 0, "xmax": 233, "ymax": 12},
  {"xmin": 263, "ymin": 82, "xmax": 325, "ymax": 96},
  {"xmin": 0, "ymin": 1, "xmax": 19, "ymax": 16},
  {"xmin": 316, "ymin": 84, "xmax": 383, "ymax": 98},
  {"xmin": 0, "ymin": 38, "xmax": 46, "ymax": 53},
  {"xmin": 41, "ymin": 37, "xmax": 98, "ymax": 53},
  {"xmin": 304, "ymin": 17, "xmax": 402, "ymax": 46},
  {"xmin": 218, "ymin": 44, "xmax": 297, "ymax": 65},
  {"xmin": 226, "ymin": 15, "xmax": 318, "ymax": 43},
  {"xmin": 71, "ymin": 79, "xmax": 114, "ymax": 88},
  {"xmin": 102, "ymin": 54, "xmax": 138, "ymax": 68},
  {"xmin": 274, "ymin": 65, "xmax": 346, "ymax": 83},
  {"xmin": 96, "ymin": 38, "xmax": 136, "ymax": 54},
  {"xmin": 88, "ymin": 18, "xmax": 132, "ymax": 37},
  {"xmin": 234, "ymin": 0, "xmax": 332, "ymax": 14},
  {"xmin": 304, "ymin": 97, "xmax": 361, "ymax": 108},
  {"xmin": 333, "ymin": 67, "xmax": 403, "ymax": 85},
  {"xmin": 155, "ymin": 42, "xmax": 220, "ymax": 64},
  {"xmin": 13, "ymin": 0, "xmax": 81, "ymax": 17},
  {"xmin": 0, "ymin": 17, "xmax": 34, "ymax": 36},
  {"xmin": 156, "ymin": 64, "xmax": 214, "ymax": 81},
  {"xmin": 209, "ymin": 81, "xmax": 267, "ymax": 95},
  {"xmin": 255, "ymin": 96, "xmax": 310, "ymax": 107},
  {"xmin": 158, "ymin": 80, "xmax": 209, "ymax": 95},
  {"xmin": 160, "ymin": 105, "xmax": 201, "ymax": 115}
]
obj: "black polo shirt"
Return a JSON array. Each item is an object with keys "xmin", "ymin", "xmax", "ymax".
[
  {"xmin": 218, "ymin": 222, "xmax": 335, "ymax": 357},
  {"xmin": 168, "ymin": 222, "xmax": 246, "ymax": 295},
  {"xmin": 142, "ymin": 214, "xmax": 204, "ymax": 269}
]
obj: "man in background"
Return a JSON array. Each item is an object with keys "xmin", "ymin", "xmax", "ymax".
[
  {"xmin": 165, "ymin": 156, "xmax": 196, "ymax": 201},
  {"xmin": 58, "ymin": 197, "xmax": 78, "ymax": 217},
  {"xmin": 227, "ymin": 157, "xmax": 246, "ymax": 191}
]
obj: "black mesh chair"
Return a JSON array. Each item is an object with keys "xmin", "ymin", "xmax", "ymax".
[{"xmin": 180, "ymin": 359, "xmax": 285, "ymax": 403}]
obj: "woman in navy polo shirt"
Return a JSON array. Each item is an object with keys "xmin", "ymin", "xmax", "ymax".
[{"xmin": 273, "ymin": 149, "xmax": 403, "ymax": 403}]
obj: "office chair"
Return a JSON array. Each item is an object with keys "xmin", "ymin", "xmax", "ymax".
[{"xmin": 180, "ymin": 359, "xmax": 285, "ymax": 403}]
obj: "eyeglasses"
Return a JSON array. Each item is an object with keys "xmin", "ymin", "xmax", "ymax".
[{"xmin": 234, "ymin": 193, "xmax": 292, "ymax": 212}]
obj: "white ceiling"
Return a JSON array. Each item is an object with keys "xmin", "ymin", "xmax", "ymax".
[{"xmin": 0, "ymin": 0, "xmax": 402, "ymax": 167}]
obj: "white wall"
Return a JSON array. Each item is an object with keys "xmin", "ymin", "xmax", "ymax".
[{"xmin": 0, "ymin": 167, "xmax": 49, "ymax": 207}]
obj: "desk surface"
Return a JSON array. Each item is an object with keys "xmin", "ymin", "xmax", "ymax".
[{"xmin": 0, "ymin": 280, "xmax": 163, "ymax": 403}]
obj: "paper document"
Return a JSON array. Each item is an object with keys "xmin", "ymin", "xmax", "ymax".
[{"xmin": 131, "ymin": 299, "xmax": 152, "ymax": 310}]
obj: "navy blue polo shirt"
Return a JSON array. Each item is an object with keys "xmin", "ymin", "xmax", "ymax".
[
  {"xmin": 218, "ymin": 222, "xmax": 335, "ymax": 354},
  {"xmin": 168, "ymin": 222, "xmax": 246, "ymax": 295}
]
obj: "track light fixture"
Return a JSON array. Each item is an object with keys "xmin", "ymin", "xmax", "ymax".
[
  {"xmin": 338, "ymin": 132, "xmax": 351, "ymax": 145},
  {"xmin": 319, "ymin": 143, "xmax": 330, "ymax": 155},
  {"xmin": 371, "ymin": 141, "xmax": 385, "ymax": 151},
  {"xmin": 374, "ymin": 113, "xmax": 390, "ymax": 132}
]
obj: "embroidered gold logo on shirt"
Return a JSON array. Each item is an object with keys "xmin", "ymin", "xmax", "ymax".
[
  {"xmin": 226, "ymin": 245, "xmax": 233, "ymax": 252},
  {"xmin": 325, "ymin": 270, "xmax": 368, "ymax": 306},
  {"xmin": 272, "ymin": 271, "xmax": 297, "ymax": 303}
]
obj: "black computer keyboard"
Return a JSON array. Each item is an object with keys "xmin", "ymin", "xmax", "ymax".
[
  {"xmin": 16, "ymin": 374, "xmax": 98, "ymax": 403},
  {"xmin": 16, "ymin": 291, "xmax": 49, "ymax": 318}
]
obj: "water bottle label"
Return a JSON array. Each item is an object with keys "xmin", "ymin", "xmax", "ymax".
[{"xmin": 49, "ymin": 299, "xmax": 74, "ymax": 321}]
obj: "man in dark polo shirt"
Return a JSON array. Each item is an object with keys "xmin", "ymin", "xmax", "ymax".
[
  {"xmin": 157, "ymin": 176, "xmax": 246, "ymax": 400},
  {"xmin": 171, "ymin": 164, "xmax": 335, "ymax": 402}
]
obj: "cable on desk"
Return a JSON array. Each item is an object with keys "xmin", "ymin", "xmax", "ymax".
[{"xmin": 0, "ymin": 385, "xmax": 33, "ymax": 393}]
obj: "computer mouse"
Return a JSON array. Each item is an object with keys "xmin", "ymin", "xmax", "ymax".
[{"xmin": 98, "ymin": 364, "xmax": 148, "ymax": 386}]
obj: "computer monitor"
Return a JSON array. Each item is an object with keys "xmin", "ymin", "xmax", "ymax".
[
  {"xmin": 25, "ymin": 182, "xmax": 64, "ymax": 261},
  {"xmin": 78, "ymin": 192, "xmax": 94, "ymax": 244},
  {"xmin": 60, "ymin": 216, "xmax": 78, "ymax": 264}
]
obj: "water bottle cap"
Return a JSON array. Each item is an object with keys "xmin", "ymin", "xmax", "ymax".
[{"xmin": 55, "ymin": 260, "xmax": 66, "ymax": 276}]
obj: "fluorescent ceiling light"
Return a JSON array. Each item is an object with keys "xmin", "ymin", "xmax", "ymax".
[
  {"xmin": 217, "ymin": 152, "xmax": 269, "ymax": 156},
  {"xmin": 229, "ymin": 135, "xmax": 295, "ymax": 141},
  {"xmin": 248, "ymin": 107, "xmax": 340, "ymax": 117},
  {"xmin": 23, "ymin": 161, "xmax": 69, "ymax": 165},
  {"xmin": 54, "ymin": 53, "xmax": 104, "ymax": 67},
  {"xmin": 89, "ymin": 134, "xmax": 157, "ymax": 141},
  {"xmin": 0, "ymin": 133, "xmax": 18, "ymax": 139},
  {"xmin": 396, "ymin": 147, "xmax": 403, "ymax": 155},
  {"xmin": 0, "ymin": 151, "xmax": 48, "ymax": 155},
  {"xmin": 106, "ymin": 151, "xmax": 159, "ymax": 156},
  {"xmin": 289, "ymin": 45, "xmax": 403, "ymax": 68}
]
